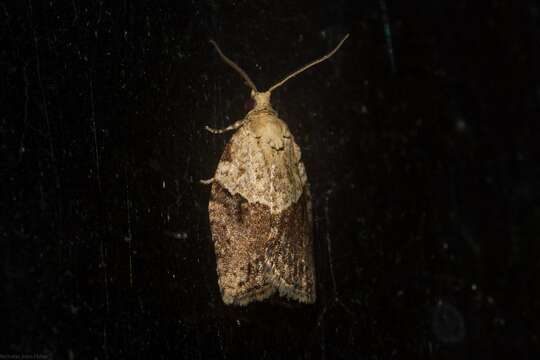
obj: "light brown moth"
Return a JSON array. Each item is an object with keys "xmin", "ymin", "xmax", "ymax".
[{"xmin": 202, "ymin": 34, "xmax": 349, "ymax": 305}]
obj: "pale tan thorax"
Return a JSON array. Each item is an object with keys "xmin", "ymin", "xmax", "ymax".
[{"xmin": 215, "ymin": 92, "xmax": 307, "ymax": 214}]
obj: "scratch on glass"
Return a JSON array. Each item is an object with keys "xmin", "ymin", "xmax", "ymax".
[
  {"xmin": 89, "ymin": 75, "xmax": 102, "ymax": 191},
  {"xmin": 317, "ymin": 190, "xmax": 354, "ymax": 328},
  {"xmin": 99, "ymin": 239, "xmax": 110, "ymax": 360},
  {"xmin": 125, "ymin": 166, "xmax": 134, "ymax": 287},
  {"xmin": 28, "ymin": 0, "xmax": 59, "ymax": 189},
  {"xmin": 379, "ymin": 0, "xmax": 396, "ymax": 73},
  {"xmin": 19, "ymin": 64, "xmax": 29, "ymax": 162}
]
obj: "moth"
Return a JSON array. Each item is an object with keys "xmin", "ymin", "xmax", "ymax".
[{"xmin": 202, "ymin": 34, "xmax": 349, "ymax": 305}]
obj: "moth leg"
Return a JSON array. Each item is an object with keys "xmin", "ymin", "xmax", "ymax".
[
  {"xmin": 205, "ymin": 118, "xmax": 248, "ymax": 134},
  {"xmin": 199, "ymin": 177, "xmax": 214, "ymax": 185}
]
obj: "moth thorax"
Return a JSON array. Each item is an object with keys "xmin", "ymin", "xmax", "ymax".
[{"xmin": 251, "ymin": 91, "xmax": 272, "ymax": 111}]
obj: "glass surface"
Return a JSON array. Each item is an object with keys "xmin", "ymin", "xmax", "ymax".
[{"xmin": 3, "ymin": 0, "xmax": 537, "ymax": 358}]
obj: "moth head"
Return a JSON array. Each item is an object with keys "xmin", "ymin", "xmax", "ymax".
[
  {"xmin": 251, "ymin": 90, "xmax": 272, "ymax": 111},
  {"xmin": 209, "ymin": 34, "xmax": 349, "ymax": 112}
]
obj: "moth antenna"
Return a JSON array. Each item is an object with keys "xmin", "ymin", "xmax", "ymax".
[
  {"xmin": 266, "ymin": 33, "xmax": 350, "ymax": 93},
  {"xmin": 209, "ymin": 39, "xmax": 259, "ymax": 93}
]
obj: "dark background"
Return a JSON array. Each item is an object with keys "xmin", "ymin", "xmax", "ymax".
[{"xmin": 2, "ymin": 0, "xmax": 539, "ymax": 358}]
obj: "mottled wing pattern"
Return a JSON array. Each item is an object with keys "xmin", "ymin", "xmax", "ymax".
[
  {"xmin": 264, "ymin": 183, "xmax": 316, "ymax": 303},
  {"xmin": 208, "ymin": 142, "xmax": 315, "ymax": 305},
  {"xmin": 209, "ymin": 180, "xmax": 274, "ymax": 305}
]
